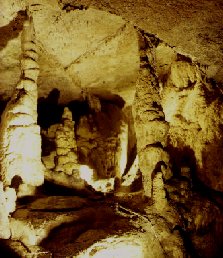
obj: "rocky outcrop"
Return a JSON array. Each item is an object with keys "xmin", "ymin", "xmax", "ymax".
[
  {"xmin": 161, "ymin": 60, "xmax": 223, "ymax": 192},
  {"xmin": 0, "ymin": 17, "xmax": 44, "ymax": 196},
  {"xmin": 133, "ymin": 32, "xmax": 172, "ymax": 198}
]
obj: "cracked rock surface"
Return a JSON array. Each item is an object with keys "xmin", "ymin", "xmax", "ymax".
[
  {"xmin": 1, "ymin": 0, "xmax": 223, "ymax": 104},
  {"xmin": 0, "ymin": 0, "xmax": 139, "ymax": 104}
]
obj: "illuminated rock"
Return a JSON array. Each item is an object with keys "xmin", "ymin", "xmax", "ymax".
[
  {"xmin": 115, "ymin": 120, "xmax": 128, "ymax": 180},
  {"xmin": 76, "ymin": 113, "xmax": 119, "ymax": 179},
  {"xmin": 42, "ymin": 107, "xmax": 82, "ymax": 185},
  {"xmin": 45, "ymin": 167, "xmax": 85, "ymax": 190},
  {"xmin": 0, "ymin": 182, "xmax": 11, "ymax": 239},
  {"xmin": 42, "ymin": 107, "xmax": 117, "ymax": 193},
  {"xmin": 121, "ymin": 155, "xmax": 139, "ymax": 189},
  {"xmin": 42, "ymin": 151, "xmax": 56, "ymax": 170},
  {"xmin": 0, "ymin": 17, "xmax": 44, "ymax": 192},
  {"xmin": 4, "ymin": 186, "xmax": 17, "ymax": 214},
  {"xmin": 133, "ymin": 33, "xmax": 172, "ymax": 198},
  {"xmin": 152, "ymin": 172, "xmax": 168, "ymax": 212},
  {"xmin": 161, "ymin": 60, "xmax": 223, "ymax": 191},
  {"xmin": 76, "ymin": 235, "xmax": 145, "ymax": 258},
  {"xmin": 54, "ymin": 107, "xmax": 78, "ymax": 175}
]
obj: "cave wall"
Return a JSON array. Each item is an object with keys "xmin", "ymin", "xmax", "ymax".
[
  {"xmin": 59, "ymin": 0, "xmax": 223, "ymax": 83},
  {"xmin": 76, "ymin": 99, "xmax": 127, "ymax": 179},
  {"xmin": 132, "ymin": 31, "xmax": 223, "ymax": 193},
  {"xmin": 161, "ymin": 60, "xmax": 223, "ymax": 192},
  {"xmin": 0, "ymin": 2, "xmax": 222, "ymax": 194}
]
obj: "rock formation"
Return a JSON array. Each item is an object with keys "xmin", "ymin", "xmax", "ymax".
[
  {"xmin": 133, "ymin": 32, "xmax": 172, "ymax": 198},
  {"xmin": 161, "ymin": 60, "xmax": 223, "ymax": 191},
  {"xmin": 115, "ymin": 120, "xmax": 128, "ymax": 181},
  {"xmin": 152, "ymin": 172, "xmax": 168, "ymax": 212},
  {"xmin": 76, "ymin": 102, "xmax": 125, "ymax": 180},
  {"xmin": 0, "ymin": 15, "xmax": 44, "ymax": 197},
  {"xmin": 54, "ymin": 107, "xmax": 78, "ymax": 175},
  {"xmin": 0, "ymin": 182, "xmax": 11, "ymax": 239},
  {"xmin": 42, "ymin": 99, "xmax": 130, "ymax": 194},
  {"xmin": 0, "ymin": 1, "xmax": 223, "ymax": 257},
  {"xmin": 42, "ymin": 107, "xmax": 85, "ymax": 189}
]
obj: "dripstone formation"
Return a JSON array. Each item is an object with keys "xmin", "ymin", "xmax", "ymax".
[
  {"xmin": 133, "ymin": 32, "xmax": 172, "ymax": 198},
  {"xmin": 0, "ymin": 1, "xmax": 223, "ymax": 257},
  {"xmin": 0, "ymin": 17, "xmax": 44, "ymax": 196}
]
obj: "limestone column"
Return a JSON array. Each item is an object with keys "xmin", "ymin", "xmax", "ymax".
[
  {"xmin": 0, "ymin": 15, "xmax": 44, "ymax": 194},
  {"xmin": 115, "ymin": 121, "xmax": 128, "ymax": 180},
  {"xmin": 132, "ymin": 32, "xmax": 171, "ymax": 198},
  {"xmin": 54, "ymin": 107, "xmax": 79, "ymax": 175}
]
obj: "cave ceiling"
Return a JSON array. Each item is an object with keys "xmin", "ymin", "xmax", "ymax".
[{"xmin": 0, "ymin": 0, "xmax": 223, "ymax": 104}]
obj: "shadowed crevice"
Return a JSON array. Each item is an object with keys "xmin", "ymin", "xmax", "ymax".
[{"xmin": 0, "ymin": 11, "xmax": 26, "ymax": 51}]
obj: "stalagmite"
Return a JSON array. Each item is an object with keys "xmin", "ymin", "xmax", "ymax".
[
  {"xmin": 0, "ymin": 15, "xmax": 44, "ymax": 196},
  {"xmin": 152, "ymin": 172, "xmax": 168, "ymax": 212},
  {"xmin": 133, "ymin": 32, "xmax": 172, "ymax": 198},
  {"xmin": 42, "ymin": 107, "xmax": 86, "ymax": 189},
  {"xmin": 55, "ymin": 107, "xmax": 79, "ymax": 175}
]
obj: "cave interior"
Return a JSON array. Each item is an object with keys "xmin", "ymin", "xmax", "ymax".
[{"xmin": 0, "ymin": 1, "xmax": 223, "ymax": 257}]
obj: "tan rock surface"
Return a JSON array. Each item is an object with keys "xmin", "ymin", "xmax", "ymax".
[
  {"xmin": 9, "ymin": 196, "xmax": 185, "ymax": 257},
  {"xmin": 1, "ymin": 0, "xmax": 223, "ymax": 105},
  {"xmin": 59, "ymin": 0, "xmax": 223, "ymax": 82},
  {"xmin": 161, "ymin": 60, "xmax": 223, "ymax": 191},
  {"xmin": 0, "ymin": 182, "xmax": 11, "ymax": 239},
  {"xmin": 0, "ymin": 0, "xmax": 139, "ymax": 104},
  {"xmin": 0, "ymin": 17, "xmax": 44, "ymax": 189},
  {"xmin": 133, "ymin": 34, "xmax": 172, "ymax": 198}
]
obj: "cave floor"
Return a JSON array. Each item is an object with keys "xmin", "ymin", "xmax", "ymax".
[
  {"xmin": 1, "ymin": 189, "xmax": 151, "ymax": 258},
  {"xmin": 3, "ymin": 181, "xmax": 223, "ymax": 257}
]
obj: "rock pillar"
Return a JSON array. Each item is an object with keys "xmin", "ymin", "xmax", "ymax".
[
  {"xmin": 133, "ymin": 32, "xmax": 171, "ymax": 198},
  {"xmin": 54, "ymin": 107, "xmax": 79, "ymax": 175},
  {"xmin": 115, "ymin": 121, "xmax": 128, "ymax": 180},
  {"xmin": 0, "ymin": 16, "xmax": 44, "ymax": 194}
]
